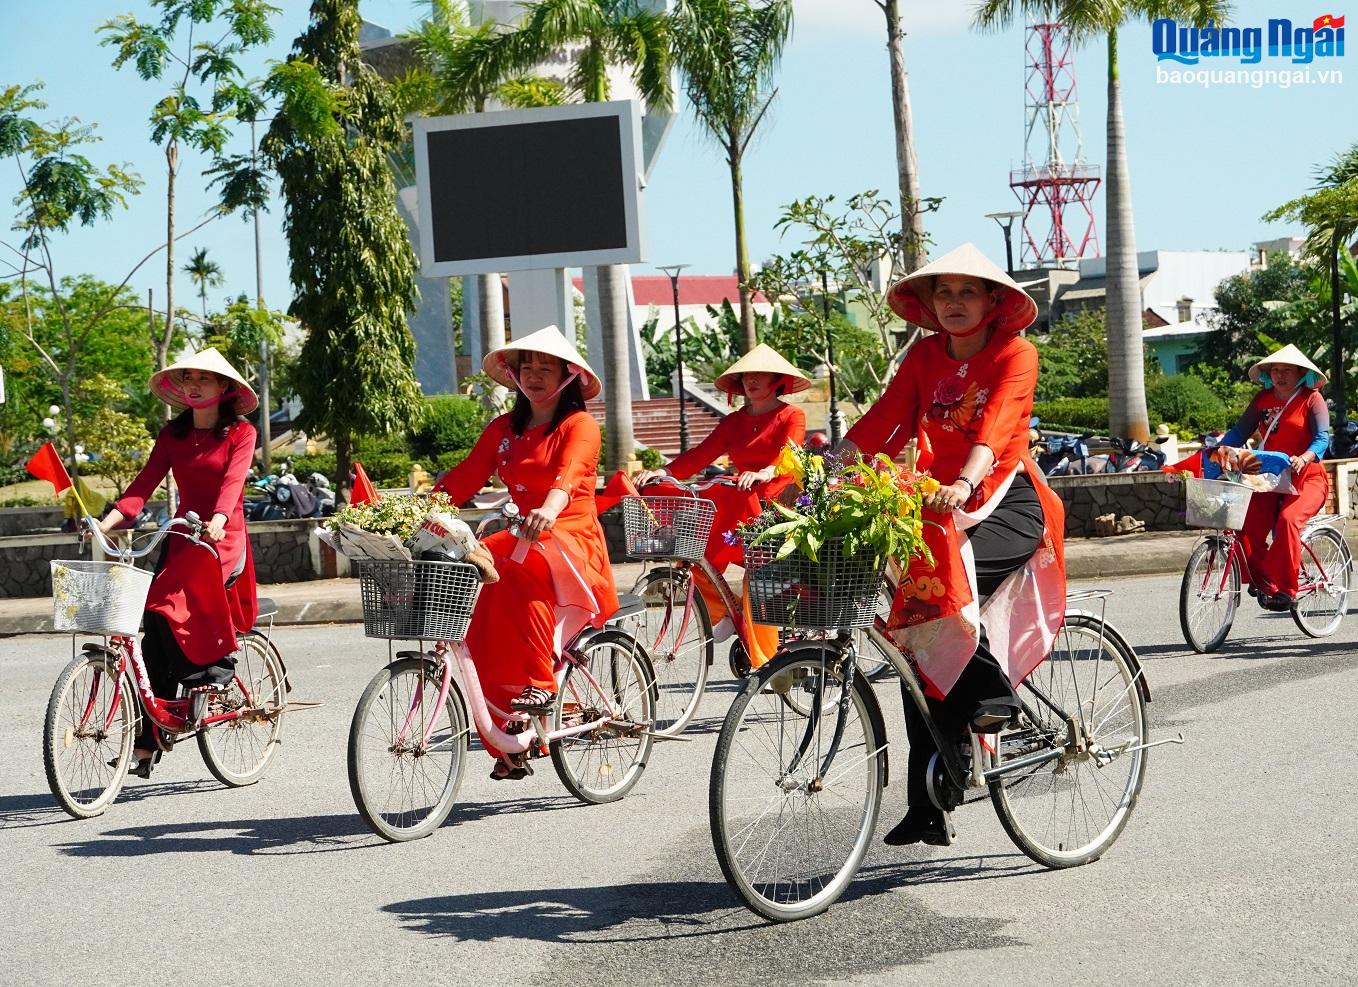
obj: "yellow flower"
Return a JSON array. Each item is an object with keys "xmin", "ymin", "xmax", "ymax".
[
  {"xmin": 774, "ymin": 444, "xmax": 804, "ymax": 482},
  {"xmin": 920, "ymin": 476, "xmax": 941, "ymax": 495},
  {"xmin": 810, "ymin": 454, "xmax": 825, "ymax": 477}
]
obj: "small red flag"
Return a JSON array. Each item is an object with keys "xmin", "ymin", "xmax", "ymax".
[
  {"xmin": 351, "ymin": 461, "xmax": 379, "ymax": 506},
  {"xmin": 25, "ymin": 441, "xmax": 73, "ymax": 496},
  {"xmin": 1314, "ymin": 14, "xmax": 1345, "ymax": 30}
]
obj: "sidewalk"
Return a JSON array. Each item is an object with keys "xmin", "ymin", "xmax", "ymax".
[{"xmin": 0, "ymin": 531, "xmax": 1312, "ymax": 636}]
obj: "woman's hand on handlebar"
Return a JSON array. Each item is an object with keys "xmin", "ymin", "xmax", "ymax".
[
  {"xmin": 923, "ymin": 480, "xmax": 971, "ymax": 513},
  {"xmin": 97, "ymin": 510, "xmax": 126, "ymax": 536},
  {"xmin": 735, "ymin": 467, "xmax": 774, "ymax": 491},
  {"xmin": 634, "ymin": 468, "xmax": 669, "ymax": 488},
  {"xmin": 202, "ymin": 512, "xmax": 228, "ymax": 543},
  {"xmin": 520, "ymin": 503, "xmax": 560, "ymax": 540}
]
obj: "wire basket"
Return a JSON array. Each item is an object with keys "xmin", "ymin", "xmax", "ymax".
[
  {"xmin": 622, "ymin": 495, "xmax": 717, "ymax": 561},
  {"xmin": 357, "ymin": 559, "xmax": 482, "ymax": 641},
  {"xmin": 743, "ymin": 537, "xmax": 885, "ymax": 630},
  {"xmin": 1185, "ymin": 477, "xmax": 1254, "ymax": 530},
  {"xmin": 50, "ymin": 560, "xmax": 153, "ymax": 636}
]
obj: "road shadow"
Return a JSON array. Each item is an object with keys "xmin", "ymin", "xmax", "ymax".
[{"xmin": 0, "ymin": 780, "xmax": 219, "ymax": 830}]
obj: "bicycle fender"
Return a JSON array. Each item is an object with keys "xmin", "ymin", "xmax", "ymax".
[
  {"xmin": 778, "ymin": 641, "xmax": 891, "ymax": 789},
  {"xmin": 1063, "ymin": 613, "xmax": 1151, "ymax": 704}
]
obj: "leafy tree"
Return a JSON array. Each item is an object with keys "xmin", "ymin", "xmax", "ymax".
[
  {"xmin": 183, "ymin": 245, "xmax": 225, "ymax": 317},
  {"xmin": 672, "ymin": 0, "xmax": 793, "ymax": 352},
  {"xmin": 259, "ymin": 0, "xmax": 425, "ymax": 493},
  {"xmin": 100, "ymin": 0, "xmax": 279, "ymax": 372},
  {"xmin": 1199, "ymin": 252, "xmax": 1318, "ymax": 375},
  {"xmin": 199, "ymin": 293, "xmax": 290, "ymax": 403},
  {"xmin": 973, "ymin": 0, "xmax": 1231, "ymax": 443},
  {"xmin": 74, "ymin": 374, "xmax": 156, "ymax": 496}
]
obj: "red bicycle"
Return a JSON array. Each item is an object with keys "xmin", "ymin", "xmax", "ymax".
[{"xmin": 43, "ymin": 513, "xmax": 290, "ymax": 818}]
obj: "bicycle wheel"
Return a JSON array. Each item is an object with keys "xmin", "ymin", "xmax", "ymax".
[
  {"xmin": 551, "ymin": 629, "xmax": 656, "ymax": 804},
  {"xmin": 1292, "ymin": 525, "xmax": 1352, "ymax": 638},
  {"xmin": 991, "ymin": 613, "xmax": 1149, "ymax": 868},
  {"xmin": 626, "ymin": 567, "xmax": 712, "ymax": 735},
  {"xmin": 43, "ymin": 649, "xmax": 137, "ymax": 819},
  {"xmin": 348, "ymin": 657, "xmax": 469, "ymax": 842},
  {"xmin": 710, "ymin": 643, "xmax": 885, "ymax": 922},
  {"xmin": 1178, "ymin": 536, "xmax": 1239, "ymax": 653},
  {"xmin": 197, "ymin": 633, "xmax": 287, "ymax": 787}
]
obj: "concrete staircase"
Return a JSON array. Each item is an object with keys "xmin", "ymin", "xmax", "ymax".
[{"xmin": 586, "ymin": 396, "xmax": 726, "ymax": 460}]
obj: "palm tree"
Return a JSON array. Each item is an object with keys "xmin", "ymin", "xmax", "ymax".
[
  {"xmin": 421, "ymin": 0, "xmax": 673, "ymax": 471},
  {"xmin": 873, "ymin": 0, "xmax": 926, "ymax": 271},
  {"xmin": 183, "ymin": 246, "xmax": 225, "ymax": 318},
  {"xmin": 671, "ymin": 0, "xmax": 793, "ymax": 353},
  {"xmin": 973, "ymin": 0, "xmax": 1230, "ymax": 442}
]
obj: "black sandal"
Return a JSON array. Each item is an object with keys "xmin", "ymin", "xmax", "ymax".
[
  {"xmin": 509, "ymin": 685, "xmax": 555, "ymax": 713},
  {"xmin": 489, "ymin": 755, "xmax": 534, "ymax": 781}
]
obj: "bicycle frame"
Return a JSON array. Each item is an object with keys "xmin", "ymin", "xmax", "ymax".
[
  {"xmin": 1193, "ymin": 515, "xmax": 1345, "ymax": 599},
  {"xmin": 388, "ymin": 637, "xmax": 646, "ymax": 757}
]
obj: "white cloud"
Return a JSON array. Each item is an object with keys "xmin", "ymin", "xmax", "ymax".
[{"xmin": 792, "ymin": 0, "xmax": 976, "ymax": 40}]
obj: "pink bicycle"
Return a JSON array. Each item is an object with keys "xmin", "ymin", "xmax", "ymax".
[
  {"xmin": 43, "ymin": 513, "xmax": 289, "ymax": 818},
  {"xmin": 346, "ymin": 548, "xmax": 658, "ymax": 843}
]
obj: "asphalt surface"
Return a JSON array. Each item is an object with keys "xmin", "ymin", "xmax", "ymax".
[{"xmin": 2, "ymin": 572, "xmax": 1356, "ymax": 986}]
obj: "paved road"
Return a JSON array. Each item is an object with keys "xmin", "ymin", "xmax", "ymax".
[{"xmin": 2, "ymin": 573, "xmax": 1356, "ymax": 986}]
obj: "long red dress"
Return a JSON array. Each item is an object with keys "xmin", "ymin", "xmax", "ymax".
[
  {"xmin": 846, "ymin": 331, "xmax": 1067, "ymax": 697},
  {"xmin": 434, "ymin": 410, "xmax": 619, "ymax": 757},
  {"xmin": 113, "ymin": 421, "xmax": 259, "ymax": 664},
  {"xmin": 1233, "ymin": 387, "xmax": 1330, "ymax": 597}
]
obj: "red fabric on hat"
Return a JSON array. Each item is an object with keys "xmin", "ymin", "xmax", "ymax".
[{"xmin": 26, "ymin": 442, "xmax": 72, "ymax": 496}]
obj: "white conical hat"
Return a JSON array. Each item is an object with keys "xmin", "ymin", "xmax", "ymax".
[
  {"xmin": 713, "ymin": 343, "xmax": 811, "ymax": 396},
  {"xmin": 1249, "ymin": 343, "xmax": 1327, "ymax": 388},
  {"xmin": 887, "ymin": 242, "xmax": 1038, "ymax": 333},
  {"xmin": 149, "ymin": 347, "xmax": 259, "ymax": 414},
  {"xmin": 483, "ymin": 324, "xmax": 602, "ymax": 400}
]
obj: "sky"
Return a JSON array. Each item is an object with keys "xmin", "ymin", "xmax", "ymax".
[{"xmin": 3, "ymin": 0, "xmax": 1354, "ymax": 320}]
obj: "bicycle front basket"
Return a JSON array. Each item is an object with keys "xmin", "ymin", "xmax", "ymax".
[
  {"xmin": 50, "ymin": 560, "xmax": 153, "ymax": 636},
  {"xmin": 743, "ymin": 537, "xmax": 885, "ymax": 630},
  {"xmin": 621, "ymin": 495, "xmax": 717, "ymax": 561},
  {"xmin": 1184, "ymin": 477, "xmax": 1253, "ymax": 530},
  {"xmin": 357, "ymin": 559, "xmax": 482, "ymax": 641}
]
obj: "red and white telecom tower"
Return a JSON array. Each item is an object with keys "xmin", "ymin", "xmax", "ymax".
[{"xmin": 1010, "ymin": 21, "xmax": 1100, "ymax": 268}]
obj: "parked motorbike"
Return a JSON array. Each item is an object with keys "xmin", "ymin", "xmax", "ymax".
[
  {"xmin": 1107, "ymin": 434, "xmax": 1170, "ymax": 473},
  {"xmin": 1034, "ymin": 426, "xmax": 1097, "ymax": 476}
]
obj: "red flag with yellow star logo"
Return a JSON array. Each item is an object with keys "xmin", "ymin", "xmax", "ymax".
[{"xmin": 1313, "ymin": 14, "xmax": 1345, "ymax": 30}]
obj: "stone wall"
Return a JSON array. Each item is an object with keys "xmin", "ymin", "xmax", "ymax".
[
  {"xmin": 1047, "ymin": 472, "xmax": 1185, "ymax": 537},
  {"xmin": 0, "ymin": 534, "xmax": 79, "ymax": 598},
  {"xmin": 0, "ymin": 507, "xmax": 63, "ymax": 537}
]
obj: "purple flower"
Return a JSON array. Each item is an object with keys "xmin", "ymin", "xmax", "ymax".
[
  {"xmin": 796, "ymin": 494, "xmax": 813, "ymax": 508},
  {"xmin": 722, "ymin": 529, "xmax": 740, "ymax": 546}
]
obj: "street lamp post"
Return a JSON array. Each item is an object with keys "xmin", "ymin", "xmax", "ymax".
[
  {"xmin": 658, "ymin": 264, "xmax": 691, "ymax": 453},
  {"xmin": 985, "ymin": 210, "xmax": 1025, "ymax": 272}
]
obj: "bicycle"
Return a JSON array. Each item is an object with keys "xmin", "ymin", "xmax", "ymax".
[
  {"xmin": 619, "ymin": 479, "xmax": 896, "ymax": 737},
  {"xmin": 1178, "ymin": 477, "xmax": 1352, "ymax": 652},
  {"xmin": 346, "ymin": 541, "xmax": 659, "ymax": 843},
  {"xmin": 43, "ymin": 513, "xmax": 290, "ymax": 819},
  {"xmin": 709, "ymin": 537, "xmax": 1175, "ymax": 922}
]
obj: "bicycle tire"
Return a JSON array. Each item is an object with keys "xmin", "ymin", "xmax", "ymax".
[
  {"xmin": 1292, "ymin": 525, "xmax": 1352, "ymax": 638},
  {"xmin": 551, "ymin": 629, "xmax": 657, "ymax": 804},
  {"xmin": 710, "ymin": 642, "xmax": 885, "ymax": 922},
  {"xmin": 197, "ymin": 633, "xmax": 287, "ymax": 787},
  {"xmin": 348, "ymin": 657, "xmax": 469, "ymax": 842},
  {"xmin": 1178, "ymin": 535, "xmax": 1239, "ymax": 653},
  {"xmin": 990, "ymin": 613, "xmax": 1149, "ymax": 868},
  {"xmin": 44, "ymin": 650, "xmax": 136, "ymax": 819},
  {"xmin": 626, "ymin": 567, "xmax": 712, "ymax": 735}
]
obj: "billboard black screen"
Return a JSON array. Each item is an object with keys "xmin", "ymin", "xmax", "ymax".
[{"xmin": 425, "ymin": 115, "xmax": 629, "ymax": 263}]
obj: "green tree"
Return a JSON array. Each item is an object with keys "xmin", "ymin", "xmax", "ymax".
[
  {"xmin": 671, "ymin": 0, "xmax": 793, "ymax": 352},
  {"xmin": 200, "ymin": 292, "xmax": 290, "ymax": 402},
  {"xmin": 423, "ymin": 0, "xmax": 673, "ymax": 471},
  {"xmin": 183, "ymin": 245, "xmax": 225, "ymax": 318},
  {"xmin": 1199, "ymin": 252, "xmax": 1317, "ymax": 375},
  {"xmin": 74, "ymin": 374, "xmax": 156, "ymax": 496},
  {"xmin": 100, "ymin": 1, "xmax": 278, "ymax": 375},
  {"xmin": 260, "ymin": 0, "xmax": 425, "ymax": 493},
  {"xmin": 973, "ymin": 0, "xmax": 1231, "ymax": 443}
]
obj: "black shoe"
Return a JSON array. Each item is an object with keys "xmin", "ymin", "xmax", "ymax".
[
  {"xmin": 1261, "ymin": 593, "xmax": 1294, "ymax": 613},
  {"xmin": 884, "ymin": 806, "xmax": 952, "ymax": 847},
  {"xmin": 971, "ymin": 702, "xmax": 1018, "ymax": 733}
]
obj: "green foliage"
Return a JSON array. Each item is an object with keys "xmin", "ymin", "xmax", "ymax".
[
  {"xmin": 407, "ymin": 394, "xmax": 488, "ymax": 460},
  {"xmin": 183, "ymin": 246, "xmax": 225, "ymax": 316},
  {"xmin": 1033, "ymin": 310, "xmax": 1111, "ymax": 401},
  {"xmin": 260, "ymin": 0, "xmax": 425, "ymax": 489},
  {"xmin": 1030, "ymin": 397, "xmax": 1110, "ymax": 434},
  {"xmin": 641, "ymin": 301, "xmax": 742, "ymax": 395},
  {"xmin": 1144, "ymin": 375, "xmax": 1233, "ymax": 435},
  {"xmin": 433, "ymin": 449, "xmax": 472, "ymax": 473},
  {"xmin": 74, "ymin": 374, "xmax": 155, "ymax": 495},
  {"xmin": 635, "ymin": 447, "xmax": 663, "ymax": 470},
  {"xmin": 0, "ymin": 495, "xmax": 50, "ymax": 508}
]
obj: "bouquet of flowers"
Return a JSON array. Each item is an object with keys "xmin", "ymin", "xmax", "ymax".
[
  {"xmin": 735, "ymin": 443, "xmax": 936, "ymax": 569},
  {"xmin": 325, "ymin": 491, "xmax": 458, "ymax": 545}
]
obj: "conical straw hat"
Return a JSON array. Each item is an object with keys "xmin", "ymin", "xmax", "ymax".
[
  {"xmin": 1248, "ymin": 343, "xmax": 1327, "ymax": 388},
  {"xmin": 483, "ymin": 324, "xmax": 602, "ymax": 400},
  {"xmin": 149, "ymin": 347, "xmax": 259, "ymax": 414},
  {"xmin": 713, "ymin": 343, "xmax": 811, "ymax": 396},
  {"xmin": 887, "ymin": 242, "xmax": 1038, "ymax": 334}
]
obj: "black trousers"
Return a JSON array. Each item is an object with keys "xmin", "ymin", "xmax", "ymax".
[{"xmin": 900, "ymin": 472, "xmax": 1045, "ymax": 808}]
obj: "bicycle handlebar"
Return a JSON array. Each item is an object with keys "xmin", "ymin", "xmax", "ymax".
[
  {"xmin": 639, "ymin": 475, "xmax": 740, "ymax": 493},
  {"xmin": 84, "ymin": 511, "xmax": 220, "ymax": 562}
]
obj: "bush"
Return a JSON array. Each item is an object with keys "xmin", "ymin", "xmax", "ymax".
[
  {"xmin": 1145, "ymin": 375, "xmax": 1231, "ymax": 434},
  {"xmin": 636, "ymin": 447, "xmax": 663, "ymax": 470},
  {"xmin": 1030, "ymin": 397, "xmax": 1110, "ymax": 434},
  {"xmin": 0, "ymin": 495, "xmax": 50, "ymax": 508},
  {"xmin": 408, "ymin": 395, "xmax": 488, "ymax": 460},
  {"xmin": 433, "ymin": 449, "xmax": 471, "ymax": 472},
  {"xmin": 291, "ymin": 453, "xmax": 336, "ymax": 480}
]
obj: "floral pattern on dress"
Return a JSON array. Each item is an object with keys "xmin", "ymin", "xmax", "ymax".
[{"xmin": 925, "ymin": 366, "xmax": 988, "ymax": 438}]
